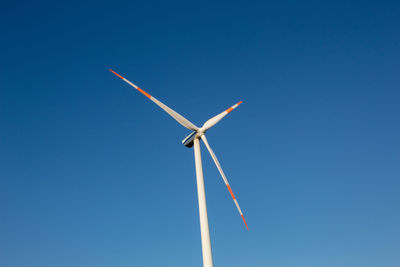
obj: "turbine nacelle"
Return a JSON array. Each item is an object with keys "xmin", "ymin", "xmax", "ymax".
[{"xmin": 182, "ymin": 131, "xmax": 197, "ymax": 148}]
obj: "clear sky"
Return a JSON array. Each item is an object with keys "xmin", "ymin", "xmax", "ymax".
[{"xmin": 1, "ymin": 0, "xmax": 399, "ymax": 266}]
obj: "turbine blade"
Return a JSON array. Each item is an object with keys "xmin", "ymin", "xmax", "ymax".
[
  {"xmin": 109, "ymin": 69, "xmax": 198, "ymax": 131},
  {"xmin": 201, "ymin": 101, "xmax": 242, "ymax": 131},
  {"xmin": 201, "ymin": 135, "xmax": 249, "ymax": 230}
]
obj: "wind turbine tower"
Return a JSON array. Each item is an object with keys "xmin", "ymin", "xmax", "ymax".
[{"xmin": 110, "ymin": 69, "xmax": 248, "ymax": 267}]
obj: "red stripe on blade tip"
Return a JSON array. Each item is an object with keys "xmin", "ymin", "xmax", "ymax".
[
  {"xmin": 109, "ymin": 69, "xmax": 124, "ymax": 79},
  {"xmin": 241, "ymin": 214, "xmax": 249, "ymax": 230}
]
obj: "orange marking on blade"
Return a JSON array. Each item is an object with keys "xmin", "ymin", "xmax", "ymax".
[
  {"xmin": 137, "ymin": 87, "xmax": 151, "ymax": 98},
  {"xmin": 109, "ymin": 69, "xmax": 124, "ymax": 79},
  {"xmin": 226, "ymin": 101, "xmax": 242, "ymax": 113},
  {"xmin": 241, "ymin": 214, "xmax": 249, "ymax": 230},
  {"xmin": 227, "ymin": 184, "xmax": 236, "ymax": 200}
]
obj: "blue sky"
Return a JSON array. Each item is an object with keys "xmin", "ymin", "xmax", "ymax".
[{"xmin": 1, "ymin": 0, "xmax": 399, "ymax": 266}]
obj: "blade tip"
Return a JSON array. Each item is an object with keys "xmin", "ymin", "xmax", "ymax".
[
  {"xmin": 109, "ymin": 69, "xmax": 124, "ymax": 79},
  {"xmin": 241, "ymin": 214, "xmax": 249, "ymax": 230}
]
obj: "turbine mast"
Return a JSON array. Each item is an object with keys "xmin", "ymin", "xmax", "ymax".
[{"xmin": 193, "ymin": 137, "xmax": 214, "ymax": 267}]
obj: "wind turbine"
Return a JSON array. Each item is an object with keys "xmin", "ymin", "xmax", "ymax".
[{"xmin": 109, "ymin": 69, "xmax": 248, "ymax": 267}]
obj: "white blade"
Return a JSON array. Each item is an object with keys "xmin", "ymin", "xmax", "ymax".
[
  {"xmin": 110, "ymin": 69, "xmax": 198, "ymax": 131},
  {"xmin": 201, "ymin": 135, "xmax": 249, "ymax": 230},
  {"xmin": 201, "ymin": 101, "xmax": 242, "ymax": 131}
]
